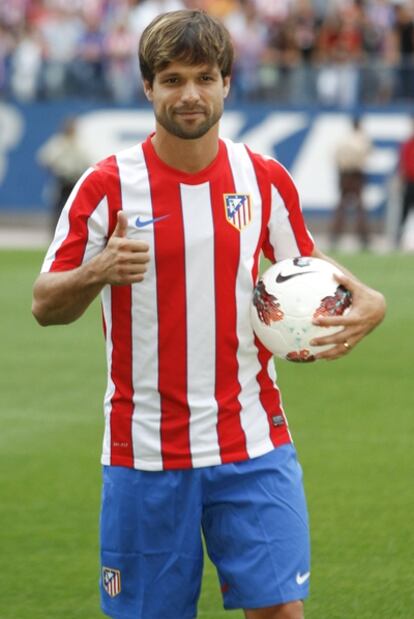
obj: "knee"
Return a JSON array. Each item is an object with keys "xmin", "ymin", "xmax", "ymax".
[
  {"xmin": 245, "ymin": 600, "xmax": 304, "ymax": 619},
  {"xmin": 278, "ymin": 601, "xmax": 304, "ymax": 619}
]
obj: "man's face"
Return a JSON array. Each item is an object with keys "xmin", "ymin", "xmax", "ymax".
[{"xmin": 144, "ymin": 61, "xmax": 231, "ymax": 140}]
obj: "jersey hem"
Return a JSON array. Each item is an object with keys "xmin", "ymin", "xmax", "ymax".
[{"xmin": 101, "ymin": 435, "xmax": 292, "ymax": 471}]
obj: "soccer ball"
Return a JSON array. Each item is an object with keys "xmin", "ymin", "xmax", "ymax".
[{"xmin": 250, "ymin": 256, "xmax": 352, "ymax": 362}]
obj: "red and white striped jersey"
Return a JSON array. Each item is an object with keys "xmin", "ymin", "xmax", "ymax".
[{"xmin": 42, "ymin": 135, "xmax": 314, "ymax": 470}]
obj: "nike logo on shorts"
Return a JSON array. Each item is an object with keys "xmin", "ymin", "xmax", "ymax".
[{"xmin": 296, "ymin": 571, "xmax": 310, "ymax": 585}]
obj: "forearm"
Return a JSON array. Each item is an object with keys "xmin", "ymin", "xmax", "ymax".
[
  {"xmin": 32, "ymin": 258, "xmax": 105, "ymax": 326},
  {"xmin": 33, "ymin": 215, "xmax": 150, "ymax": 326}
]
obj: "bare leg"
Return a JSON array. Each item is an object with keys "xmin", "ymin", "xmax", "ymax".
[{"xmin": 244, "ymin": 600, "xmax": 304, "ymax": 619}]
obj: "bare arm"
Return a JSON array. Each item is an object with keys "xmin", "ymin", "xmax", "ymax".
[
  {"xmin": 32, "ymin": 211, "xmax": 150, "ymax": 326},
  {"xmin": 310, "ymin": 246, "xmax": 386, "ymax": 360}
]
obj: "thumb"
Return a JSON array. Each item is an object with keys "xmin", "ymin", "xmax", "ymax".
[
  {"xmin": 112, "ymin": 211, "xmax": 128, "ymax": 238},
  {"xmin": 333, "ymin": 271, "xmax": 357, "ymax": 293}
]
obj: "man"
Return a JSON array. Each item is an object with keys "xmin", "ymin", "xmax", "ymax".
[
  {"xmin": 332, "ymin": 117, "xmax": 372, "ymax": 249},
  {"xmin": 36, "ymin": 116, "xmax": 91, "ymax": 232},
  {"xmin": 398, "ymin": 117, "xmax": 414, "ymax": 245},
  {"xmin": 32, "ymin": 10, "xmax": 386, "ymax": 619}
]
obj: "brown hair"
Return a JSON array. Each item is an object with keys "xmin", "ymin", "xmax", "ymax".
[{"xmin": 139, "ymin": 10, "xmax": 234, "ymax": 85}]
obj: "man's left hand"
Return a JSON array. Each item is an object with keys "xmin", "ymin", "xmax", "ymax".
[{"xmin": 310, "ymin": 272, "xmax": 386, "ymax": 360}]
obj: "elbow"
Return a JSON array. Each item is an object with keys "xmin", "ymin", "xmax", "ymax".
[
  {"xmin": 32, "ymin": 299, "xmax": 52, "ymax": 326},
  {"xmin": 31, "ymin": 296, "xmax": 80, "ymax": 326},
  {"xmin": 32, "ymin": 276, "xmax": 57, "ymax": 326}
]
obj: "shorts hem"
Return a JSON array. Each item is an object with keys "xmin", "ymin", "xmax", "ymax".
[
  {"xmin": 101, "ymin": 606, "xmax": 195, "ymax": 619},
  {"xmin": 223, "ymin": 589, "xmax": 310, "ymax": 610}
]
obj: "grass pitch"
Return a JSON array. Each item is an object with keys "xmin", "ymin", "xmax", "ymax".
[{"xmin": 1, "ymin": 249, "xmax": 413, "ymax": 619}]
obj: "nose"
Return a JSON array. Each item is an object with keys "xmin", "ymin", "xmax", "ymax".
[{"xmin": 180, "ymin": 80, "xmax": 200, "ymax": 104}]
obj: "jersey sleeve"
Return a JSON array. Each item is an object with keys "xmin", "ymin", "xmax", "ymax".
[
  {"xmin": 41, "ymin": 165, "xmax": 109, "ymax": 273},
  {"xmin": 262, "ymin": 157, "xmax": 314, "ymax": 263}
]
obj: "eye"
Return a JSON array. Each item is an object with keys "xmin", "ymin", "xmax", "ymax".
[{"xmin": 161, "ymin": 76, "xmax": 180, "ymax": 85}]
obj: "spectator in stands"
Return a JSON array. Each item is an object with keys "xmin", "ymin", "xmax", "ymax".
[
  {"xmin": 37, "ymin": 7, "xmax": 83, "ymax": 98},
  {"xmin": 392, "ymin": 2, "xmax": 414, "ymax": 100},
  {"xmin": 315, "ymin": 3, "xmax": 364, "ymax": 108},
  {"xmin": 224, "ymin": 0, "xmax": 269, "ymax": 99},
  {"xmin": 36, "ymin": 116, "xmax": 91, "ymax": 231},
  {"xmin": 105, "ymin": 20, "xmax": 137, "ymax": 103},
  {"xmin": 71, "ymin": 14, "xmax": 106, "ymax": 98},
  {"xmin": 9, "ymin": 23, "xmax": 42, "ymax": 101},
  {"xmin": 360, "ymin": 0, "xmax": 395, "ymax": 103},
  {"xmin": 0, "ymin": 22, "xmax": 17, "ymax": 97},
  {"xmin": 332, "ymin": 116, "xmax": 372, "ymax": 249},
  {"xmin": 398, "ymin": 117, "xmax": 414, "ymax": 245},
  {"xmin": 288, "ymin": 0, "xmax": 318, "ymax": 102}
]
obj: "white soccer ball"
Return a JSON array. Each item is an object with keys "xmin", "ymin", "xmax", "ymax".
[{"xmin": 250, "ymin": 256, "xmax": 352, "ymax": 362}]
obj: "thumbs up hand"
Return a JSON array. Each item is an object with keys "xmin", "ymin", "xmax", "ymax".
[
  {"xmin": 96, "ymin": 211, "xmax": 150, "ymax": 286},
  {"xmin": 112, "ymin": 210, "xmax": 129, "ymax": 239}
]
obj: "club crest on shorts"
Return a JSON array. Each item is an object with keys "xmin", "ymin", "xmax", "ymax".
[
  {"xmin": 224, "ymin": 194, "xmax": 252, "ymax": 230},
  {"xmin": 102, "ymin": 567, "xmax": 121, "ymax": 597}
]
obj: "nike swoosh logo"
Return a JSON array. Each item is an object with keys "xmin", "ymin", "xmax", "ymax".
[
  {"xmin": 276, "ymin": 270, "xmax": 317, "ymax": 283},
  {"xmin": 135, "ymin": 214, "xmax": 170, "ymax": 228},
  {"xmin": 296, "ymin": 571, "xmax": 311, "ymax": 585}
]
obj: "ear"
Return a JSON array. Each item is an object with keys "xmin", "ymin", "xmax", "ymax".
[
  {"xmin": 223, "ymin": 75, "xmax": 231, "ymax": 99},
  {"xmin": 143, "ymin": 79, "xmax": 154, "ymax": 102}
]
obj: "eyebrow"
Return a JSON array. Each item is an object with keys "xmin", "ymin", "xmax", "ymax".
[{"xmin": 157, "ymin": 65, "xmax": 218, "ymax": 78}]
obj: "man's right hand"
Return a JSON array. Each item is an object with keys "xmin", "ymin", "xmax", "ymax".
[
  {"xmin": 32, "ymin": 211, "xmax": 150, "ymax": 326},
  {"xmin": 97, "ymin": 211, "xmax": 150, "ymax": 286}
]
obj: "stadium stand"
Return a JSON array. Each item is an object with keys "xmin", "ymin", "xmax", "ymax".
[{"xmin": 1, "ymin": 0, "xmax": 414, "ymax": 106}]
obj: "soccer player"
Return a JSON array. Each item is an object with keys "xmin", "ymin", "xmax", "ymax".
[{"xmin": 32, "ymin": 10, "xmax": 386, "ymax": 619}]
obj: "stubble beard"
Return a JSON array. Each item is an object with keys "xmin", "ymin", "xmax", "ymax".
[{"xmin": 155, "ymin": 105, "xmax": 223, "ymax": 140}]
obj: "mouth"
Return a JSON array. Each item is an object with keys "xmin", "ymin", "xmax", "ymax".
[{"xmin": 174, "ymin": 109, "xmax": 206, "ymax": 117}]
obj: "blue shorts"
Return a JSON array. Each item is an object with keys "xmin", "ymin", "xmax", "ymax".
[{"xmin": 100, "ymin": 444, "xmax": 310, "ymax": 619}]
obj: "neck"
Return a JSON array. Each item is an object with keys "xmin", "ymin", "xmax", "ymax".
[{"xmin": 151, "ymin": 125, "xmax": 220, "ymax": 173}]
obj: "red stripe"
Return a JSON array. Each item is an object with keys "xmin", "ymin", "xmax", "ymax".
[
  {"xmin": 248, "ymin": 150, "xmax": 291, "ymax": 447},
  {"xmin": 143, "ymin": 145, "xmax": 192, "ymax": 469},
  {"xmin": 110, "ymin": 286, "xmax": 134, "ymax": 465},
  {"xmin": 255, "ymin": 337, "xmax": 291, "ymax": 447},
  {"xmin": 105, "ymin": 156, "xmax": 134, "ymax": 467},
  {"xmin": 50, "ymin": 169, "xmax": 106, "ymax": 271},
  {"xmin": 212, "ymin": 152, "xmax": 248, "ymax": 463}
]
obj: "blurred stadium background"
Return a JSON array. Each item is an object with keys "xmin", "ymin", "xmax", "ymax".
[{"xmin": 1, "ymin": 0, "xmax": 414, "ymax": 250}]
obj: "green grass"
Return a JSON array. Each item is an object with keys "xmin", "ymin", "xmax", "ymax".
[{"xmin": 1, "ymin": 250, "xmax": 413, "ymax": 618}]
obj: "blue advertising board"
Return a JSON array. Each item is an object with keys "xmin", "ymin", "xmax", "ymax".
[{"xmin": 0, "ymin": 101, "xmax": 411, "ymax": 216}]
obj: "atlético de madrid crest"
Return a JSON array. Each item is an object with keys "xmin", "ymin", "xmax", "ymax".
[
  {"xmin": 224, "ymin": 194, "xmax": 252, "ymax": 230},
  {"xmin": 102, "ymin": 567, "xmax": 121, "ymax": 597}
]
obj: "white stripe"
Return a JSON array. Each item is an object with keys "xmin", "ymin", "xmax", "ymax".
[
  {"xmin": 180, "ymin": 182, "xmax": 221, "ymax": 464},
  {"xmin": 82, "ymin": 195, "xmax": 109, "ymax": 264},
  {"xmin": 41, "ymin": 167, "xmax": 95, "ymax": 272},
  {"xmin": 116, "ymin": 145, "xmax": 163, "ymax": 469},
  {"xmin": 101, "ymin": 285, "xmax": 114, "ymax": 465},
  {"xmin": 268, "ymin": 183, "xmax": 301, "ymax": 261},
  {"xmin": 224, "ymin": 140, "xmax": 275, "ymax": 456}
]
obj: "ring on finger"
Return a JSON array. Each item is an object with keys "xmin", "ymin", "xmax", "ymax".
[{"xmin": 343, "ymin": 340, "xmax": 352, "ymax": 351}]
